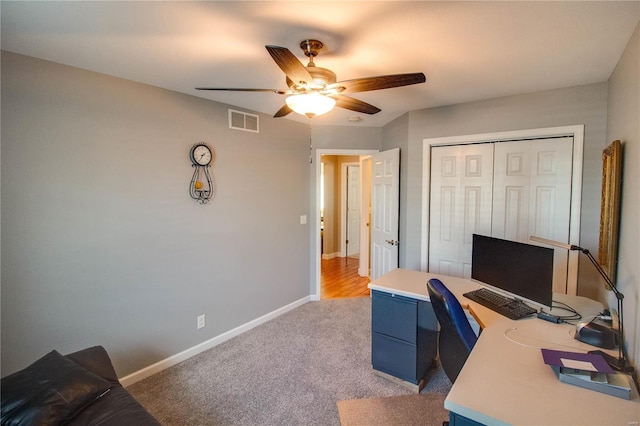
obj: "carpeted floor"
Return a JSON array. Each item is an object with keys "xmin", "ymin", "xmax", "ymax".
[{"xmin": 128, "ymin": 297, "xmax": 451, "ymax": 425}]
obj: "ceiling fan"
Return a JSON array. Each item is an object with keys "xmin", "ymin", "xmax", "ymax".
[{"xmin": 196, "ymin": 39, "xmax": 426, "ymax": 118}]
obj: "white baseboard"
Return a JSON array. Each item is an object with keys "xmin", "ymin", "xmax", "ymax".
[
  {"xmin": 120, "ymin": 296, "xmax": 311, "ymax": 387},
  {"xmin": 322, "ymin": 252, "xmax": 340, "ymax": 260},
  {"xmin": 358, "ymin": 267, "xmax": 369, "ymax": 277}
]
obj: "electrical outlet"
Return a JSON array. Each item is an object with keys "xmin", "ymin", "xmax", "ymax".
[{"xmin": 197, "ymin": 314, "xmax": 205, "ymax": 330}]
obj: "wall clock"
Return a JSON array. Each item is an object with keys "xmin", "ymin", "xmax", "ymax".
[
  {"xmin": 189, "ymin": 142, "xmax": 215, "ymax": 204},
  {"xmin": 190, "ymin": 143, "xmax": 212, "ymax": 166}
]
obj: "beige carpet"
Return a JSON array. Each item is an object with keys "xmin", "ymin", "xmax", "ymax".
[
  {"xmin": 337, "ymin": 393, "xmax": 449, "ymax": 426},
  {"xmin": 129, "ymin": 298, "xmax": 452, "ymax": 425}
]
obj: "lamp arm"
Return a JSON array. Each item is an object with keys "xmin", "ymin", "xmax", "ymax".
[{"xmin": 573, "ymin": 246, "xmax": 633, "ymax": 374}]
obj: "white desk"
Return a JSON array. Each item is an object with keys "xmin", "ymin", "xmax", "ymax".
[{"xmin": 368, "ymin": 269, "xmax": 640, "ymax": 425}]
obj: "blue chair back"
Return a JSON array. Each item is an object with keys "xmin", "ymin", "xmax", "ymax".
[{"xmin": 427, "ymin": 278, "xmax": 478, "ymax": 383}]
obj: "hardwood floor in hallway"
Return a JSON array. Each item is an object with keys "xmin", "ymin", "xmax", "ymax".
[{"xmin": 321, "ymin": 257, "xmax": 370, "ymax": 299}]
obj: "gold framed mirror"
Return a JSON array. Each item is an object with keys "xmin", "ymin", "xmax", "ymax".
[{"xmin": 598, "ymin": 140, "xmax": 622, "ymax": 285}]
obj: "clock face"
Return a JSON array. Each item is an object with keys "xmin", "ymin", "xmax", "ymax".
[{"xmin": 191, "ymin": 144, "xmax": 212, "ymax": 166}]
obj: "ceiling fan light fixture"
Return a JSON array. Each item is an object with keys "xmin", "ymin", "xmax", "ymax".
[{"xmin": 285, "ymin": 93, "xmax": 336, "ymax": 118}]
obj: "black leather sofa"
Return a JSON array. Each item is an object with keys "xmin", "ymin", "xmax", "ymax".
[{"xmin": 1, "ymin": 346, "xmax": 160, "ymax": 425}]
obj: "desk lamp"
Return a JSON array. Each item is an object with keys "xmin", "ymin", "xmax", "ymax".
[{"xmin": 529, "ymin": 236, "xmax": 633, "ymax": 374}]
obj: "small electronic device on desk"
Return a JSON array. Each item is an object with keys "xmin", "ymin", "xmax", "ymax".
[
  {"xmin": 576, "ymin": 317, "xmax": 619, "ymax": 349},
  {"xmin": 465, "ymin": 234, "xmax": 554, "ymax": 320}
]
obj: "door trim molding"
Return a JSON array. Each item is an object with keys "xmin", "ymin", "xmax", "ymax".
[
  {"xmin": 421, "ymin": 125, "xmax": 584, "ymax": 295},
  {"xmin": 313, "ymin": 149, "xmax": 378, "ymax": 301}
]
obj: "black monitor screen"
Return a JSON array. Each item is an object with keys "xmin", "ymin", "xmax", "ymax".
[{"xmin": 471, "ymin": 234, "xmax": 554, "ymax": 308}]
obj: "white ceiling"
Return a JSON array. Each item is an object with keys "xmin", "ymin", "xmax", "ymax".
[{"xmin": 2, "ymin": 1, "xmax": 639, "ymax": 127}]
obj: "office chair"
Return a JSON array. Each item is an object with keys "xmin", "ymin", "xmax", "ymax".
[{"xmin": 427, "ymin": 278, "xmax": 478, "ymax": 383}]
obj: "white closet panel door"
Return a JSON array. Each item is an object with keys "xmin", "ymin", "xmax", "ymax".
[
  {"xmin": 429, "ymin": 144, "xmax": 494, "ymax": 278},
  {"xmin": 492, "ymin": 137, "xmax": 574, "ymax": 293}
]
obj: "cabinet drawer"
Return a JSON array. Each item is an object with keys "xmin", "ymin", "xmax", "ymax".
[
  {"xmin": 449, "ymin": 412, "xmax": 486, "ymax": 426},
  {"xmin": 371, "ymin": 290, "xmax": 417, "ymax": 343},
  {"xmin": 372, "ymin": 331, "xmax": 418, "ymax": 384}
]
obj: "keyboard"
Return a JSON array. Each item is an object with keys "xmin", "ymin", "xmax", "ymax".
[{"xmin": 463, "ymin": 288, "xmax": 536, "ymax": 320}]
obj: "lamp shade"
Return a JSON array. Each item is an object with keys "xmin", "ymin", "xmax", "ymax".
[
  {"xmin": 529, "ymin": 236, "xmax": 572, "ymax": 250},
  {"xmin": 285, "ymin": 93, "xmax": 336, "ymax": 118}
]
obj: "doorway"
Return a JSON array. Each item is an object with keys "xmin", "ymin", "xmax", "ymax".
[{"xmin": 314, "ymin": 149, "xmax": 377, "ymax": 299}]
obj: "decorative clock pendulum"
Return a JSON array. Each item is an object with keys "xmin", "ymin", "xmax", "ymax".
[{"xmin": 189, "ymin": 142, "xmax": 215, "ymax": 204}]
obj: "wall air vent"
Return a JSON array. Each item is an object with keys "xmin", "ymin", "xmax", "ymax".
[{"xmin": 229, "ymin": 109, "xmax": 259, "ymax": 133}]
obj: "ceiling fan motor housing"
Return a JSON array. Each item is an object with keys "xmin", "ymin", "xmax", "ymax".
[{"xmin": 286, "ymin": 66, "xmax": 337, "ymax": 92}]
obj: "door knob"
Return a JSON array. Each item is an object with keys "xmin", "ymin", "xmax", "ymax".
[{"xmin": 385, "ymin": 239, "xmax": 398, "ymax": 246}]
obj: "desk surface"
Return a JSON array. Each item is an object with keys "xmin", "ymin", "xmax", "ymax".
[{"xmin": 369, "ymin": 268, "xmax": 640, "ymax": 425}]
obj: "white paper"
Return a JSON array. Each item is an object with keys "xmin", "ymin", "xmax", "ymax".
[{"xmin": 561, "ymin": 358, "xmax": 596, "ymax": 371}]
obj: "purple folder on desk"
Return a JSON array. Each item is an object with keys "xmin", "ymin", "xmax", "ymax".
[{"xmin": 541, "ymin": 348, "xmax": 615, "ymax": 373}]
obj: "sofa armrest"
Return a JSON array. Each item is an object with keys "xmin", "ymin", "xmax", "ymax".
[{"xmin": 65, "ymin": 346, "xmax": 120, "ymax": 384}]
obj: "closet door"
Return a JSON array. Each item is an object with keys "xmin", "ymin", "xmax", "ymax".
[
  {"xmin": 492, "ymin": 137, "xmax": 573, "ymax": 293},
  {"xmin": 429, "ymin": 144, "xmax": 494, "ymax": 277}
]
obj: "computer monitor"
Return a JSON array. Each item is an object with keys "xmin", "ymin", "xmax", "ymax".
[{"xmin": 471, "ymin": 234, "xmax": 554, "ymax": 309}]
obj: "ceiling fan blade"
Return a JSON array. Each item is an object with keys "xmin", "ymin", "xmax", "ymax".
[
  {"xmin": 331, "ymin": 95, "xmax": 381, "ymax": 115},
  {"xmin": 195, "ymin": 87, "xmax": 287, "ymax": 94},
  {"xmin": 329, "ymin": 73, "xmax": 426, "ymax": 93},
  {"xmin": 273, "ymin": 104, "xmax": 293, "ymax": 118},
  {"xmin": 265, "ymin": 45, "xmax": 312, "ymax": 85}
]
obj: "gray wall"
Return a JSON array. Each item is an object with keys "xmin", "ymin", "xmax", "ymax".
[
  {"xmin": 606, "ymin": 22, "xmax": 639, "ymax": 369},
  {"xmin": 312, "ymin": 126, "xmax": 381, "ymax": 151},
  {"xmin": 1, "ymin": 52, "xmax": 311, "ymax": 376},
  {"xmin": 383, "ymin": 83, "xmax": 609, "ymax": 300}
]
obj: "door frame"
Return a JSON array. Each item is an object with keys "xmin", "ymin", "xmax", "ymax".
[
  {"xmin": 313, "ymin": 149, "xmax": 378, "ymax": 300},
  {"xmin": 420, "ymin": 125, "xmax": 584, "ymax": 295},
  {"xmin": 358, "ymin": 156, "xmax": 373, "ymax": 278}
]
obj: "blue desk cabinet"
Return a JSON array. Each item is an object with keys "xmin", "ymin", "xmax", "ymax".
[
  {"xmin": 449, "ymin": 412, "xmax": 485, "ymax": 426},
  {"xmin": 371, "ymin": 290, "xmax": 438, "ymax": 387}
]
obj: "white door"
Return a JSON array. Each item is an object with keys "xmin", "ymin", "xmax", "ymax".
[
  {"xmin": 492, "ymin": 137, "xmax": 573, "ymax": 293},
  {"xmin": 370, "ymin": 148, "xmax": 400, "ymax": 280},
  {"xmin": 346, "ymin": 165, "xmax": 360, "ymax": 257},
  {"xmin": 429, "ymin": 143, "xmax": 494, "ymax": 277}
]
